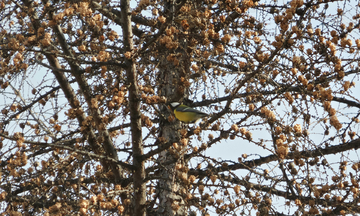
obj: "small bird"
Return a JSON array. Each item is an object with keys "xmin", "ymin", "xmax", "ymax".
[{"xmin": 169, "ymin": 102, "xmax": 209, "ymax": 123}]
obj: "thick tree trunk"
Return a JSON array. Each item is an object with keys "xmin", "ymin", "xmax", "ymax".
[
  {"xmin": 157, "ymin": 73, "xmax": 187, "ymax": 216},
  {"xmin": 156, "ymin": 39, "xmax": 190, "ymax": 215}
]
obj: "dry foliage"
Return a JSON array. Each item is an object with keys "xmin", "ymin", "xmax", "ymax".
[{"xmin": 0, "ymin": 0, "xmax": 360, "ymax": 215}]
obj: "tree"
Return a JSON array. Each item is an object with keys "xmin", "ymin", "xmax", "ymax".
[{"xmin": 0, "ymin": 0, "xmax": 360, "ymax": 215}]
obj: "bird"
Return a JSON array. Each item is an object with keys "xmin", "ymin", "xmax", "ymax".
[{"xmin": 169, "ymin": 102, "xmax": 209, "ymax": 123}]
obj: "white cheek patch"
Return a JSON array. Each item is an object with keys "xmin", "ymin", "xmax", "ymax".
[{"xmin": 171, "ymin": 102, "xmax": 180, "ymax": 107}]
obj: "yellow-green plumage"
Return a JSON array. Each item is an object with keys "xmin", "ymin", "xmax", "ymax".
[{"xmin": 170, "ymin": 103, "xmax": 209, "ymax": 123}]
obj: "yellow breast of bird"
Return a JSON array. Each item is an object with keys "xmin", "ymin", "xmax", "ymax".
[{"xmin": 173, "ymin": 110, "xmax": 197, "ymax": 123}]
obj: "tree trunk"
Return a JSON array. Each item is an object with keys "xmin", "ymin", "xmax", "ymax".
[{"xmin": 120, "ymin": 0, "xmax": 146, "ymax": 214}]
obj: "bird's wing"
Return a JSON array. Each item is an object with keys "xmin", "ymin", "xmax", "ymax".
[{"xmin": 177, "ymin": 106, "xmax": 208, "ymax": 116}]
